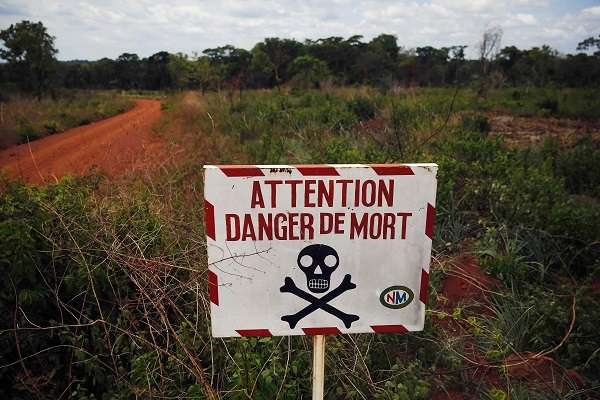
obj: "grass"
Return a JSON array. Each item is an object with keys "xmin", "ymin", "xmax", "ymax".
[
  {"xmin": 0, "ymin": 90, "xmax": 133, "ymax": 149},
  {"xmin": 0, "ymin": 86, "xmax": 599, "ymax": 399}
]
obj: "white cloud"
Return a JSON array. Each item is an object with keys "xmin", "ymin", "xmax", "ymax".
[
  {"xmin": 0, "ymin": 0, "xmax": 597, "ymax": 60},
  {"xmin": 582, "ymin": 6, "xmax": 600, "ymax": 17},
  {"xmin": 513, "ymin": 13, "xmax": 537, "ymax": 25}
]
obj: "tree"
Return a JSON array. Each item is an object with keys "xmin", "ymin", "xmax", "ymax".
[
  {"xmin": 479, "ymin": 27, "xmax": 503, "ymax": 76},
  {"xmin": 190, "ymin": 57, "xmax": 220, "ymax": 93},
  {"xmin": 115, "ymin": 53, "xmax": 141, "ymax": 89},
  {"xmin": 477, "ymin": 26, "xmax": 503, "ymax": 96},
  {"xmin": 168, "ymin": 52, "xmax": 194, "ymax": 90},
  {"xmin": 251, "ymin": 38, "xmax": 303, "ymax": 86},
  {"xmin": 288, "ymin": 55, "xmax": 330, "ymax": 89},
  {"xmin": 306, "ymin": 35, "xmax": 364, "ymax": 83},
  {"xmin": 577, "ymin": 35, "xmax": 600, "ymax": 56},
  {"xmin": 145, "ymin": 51, "xmax": 172, "ymax": 89},
  {"xmin": 0, "ymin": 20, "xmax": 57, "ymax": 97},
  {"xmin": 415, "ymin": 46, "xmax": 449, "ymax": 85}
]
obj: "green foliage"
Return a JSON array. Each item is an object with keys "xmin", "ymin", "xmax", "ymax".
[
  {"xmin": 348, "ymin": 96, "xmax": 376, "ymax": 121},
  {"xmin": 537, "ymin": 97, "xmax": 559, "ymax": 115},
  {"xmin": 288, "ymin": 55, "xmax": 330, "ymax": 89},
  {"xmin": 556, "ymin": 137, "xmax": 600, "ymax": 197},
  {"xmin": 15, "ymin": 116, "xmax": 39, "ymax": 143},
  {"xmin": 377, "ymin": 360, "xmax": 431, "ymax": 400},
  {"xmin": 461, "ymin": 113, "xmax": 491, "ymax": 133},
  {"xmin": 0, "ymin": 20, "xmax": 57, "ymax": 96},
  {"xmin": 43, "ymin": 119, "xmax": 61, "ymax": 134}
]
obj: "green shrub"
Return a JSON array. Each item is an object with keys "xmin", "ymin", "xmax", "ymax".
[
  {"xmin": 16, "ymin": 116, "xmax": 40, "ymax": 143},
  {"xmin": 348, "ymin": 96, "xmax": 376, "ymax": 121},
  {"xmin": 461, "ymin": 113, "xmax": 491, "ymax": 133},
  {"xmin": 556, "ymin": 137, "xmax": 600, "ymax": 197},
  {"xmin": 44, "ymin": 119, "xmax": 61, "ymax": 134},
  {"xmin": 537, "ymin": 98, "xmax": 559, "ymax": 115}
]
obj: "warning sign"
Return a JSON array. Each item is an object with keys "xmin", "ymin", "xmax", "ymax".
[{"xmin": 204, "ymin": 164, "xmax": 437, "ymax": 337}]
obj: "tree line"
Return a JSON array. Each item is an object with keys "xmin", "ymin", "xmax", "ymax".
[{"xmin": 1, "ymin": 20, "xmax": 600, "ymax": 97}]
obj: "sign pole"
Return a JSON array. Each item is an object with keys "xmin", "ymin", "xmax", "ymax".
[{"xmin": 312, "ymin": 335, "xmax": 326, "ymax": 400}]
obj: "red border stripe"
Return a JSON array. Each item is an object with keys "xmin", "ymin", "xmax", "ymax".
[
  {"xmin": 208, "ymin": 270, "xmax": 219, "ymax": 306},
  {"xmin": 302, "ymin": 327, "xmax": 341, "ymax": 335},
  {"xmin": 236, "ymin": 329, "xmax": 272, "ymax": 337},
  {"xmin": 204, "ymin": 200, "xmax": 216, "ymax": 240},
  {"xmin": 371, "ymin": 324, "xmax": 408, "ymax": 334},
  {"xmin": 420, "ymin": 269, "xmax": 429, "ymax": 305},
  {"xmin": 219, "ymin": 165, "xmax": 264, "ymax": 177},
  {"xmin": 425, "ymin": 203, "xmax": 436, "ymax": 239},
  {"xmin": 295, "ymin": 165, "xmax": 339, "ymax": 176},
  {"xmin": 371, "ymin": 164, "xmax": 414, "ymax": 175}
]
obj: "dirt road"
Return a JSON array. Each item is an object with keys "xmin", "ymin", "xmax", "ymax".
[{"xmin": 0, "ymin": 99, "xmax": 164, "ymax": 184}]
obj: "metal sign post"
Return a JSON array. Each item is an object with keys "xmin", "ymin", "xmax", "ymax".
[{"xmin": 312, "ymin": 335, "xmax": 325, "ymax": 400}]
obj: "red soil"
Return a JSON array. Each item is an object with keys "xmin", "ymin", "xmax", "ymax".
[
  {"xmin": 441, "ymin": 253, "xmax": 499, "ymax": 309},
  {"xmin": 433, "ymin": 254, "xmax": 583, "ymax": 398},
  {"xmin": 504, "ymin": 352, "xmax": 585, "ymax": 392},
  {"xmin": 0, "ymin": 99, "xmax": 164, "ymax": 184}
]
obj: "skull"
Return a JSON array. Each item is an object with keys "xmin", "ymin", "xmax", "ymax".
[{"xmin": 297, "ymin": 244, "xmax": 339, "ymax": 293}]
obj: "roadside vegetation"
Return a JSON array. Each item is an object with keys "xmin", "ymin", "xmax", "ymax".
[
  {"xmin": 0, "ymin": 91, "xmax": 133, "ymax": 148},
  {"xmin": 1, "ymin": 86, "xmax": 598, "ymax": 399}
]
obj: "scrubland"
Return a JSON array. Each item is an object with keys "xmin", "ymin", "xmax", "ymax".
[{"xmin": 1, "ymin": 87, "xmax": 599, "ymax": 399}]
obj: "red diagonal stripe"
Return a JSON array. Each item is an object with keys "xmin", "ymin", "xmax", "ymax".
[
  {"xmin": 302, "ymin": 327, "xmax": 341, "ymax": 335},
  {"xmin": 295, "ymin": 165, "xmax": 339, "ymax": 176},
  {"xmin": 371, "ymin": 164, "xmax": 414, "ymax": 175},
  {"xmin": 420, "ymin": 269, "xmax": 429, "ymax": 305},
  {"xmin": 371, "ymin": 324, "xmax": 408, "ymax": 334},
  {"xmin": 236, "ymin": 329, "xmax": 272, "ymax": 337},
  {"xmin": 208, "ymin": 270, "xmax": 219, "ymax": 306},
  {"xmin": 219, "ymin": 165, "xmax": 264, "ymax": 177},
  {"xmin": 425, "ymin": 203, "xmax": 436, "ymax": 239},
  {"xmin": 204, "ymin": 200, "xmax": 215, "ymax": 240}
]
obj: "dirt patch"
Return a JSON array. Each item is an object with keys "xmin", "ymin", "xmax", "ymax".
[
  {"xmin": 488, "ymin": 113, "xmax": 600, "ymax": 148},
  {"xmin": 440, "ymin": 253, "xmax": 499, "ymax": 309},
  {"xmin": 0, "ymin": 99, "xmax": 165, "ymax": 184},
  {"xmin": 434, "ymin": 254, "xmax": 584, "ymax": 396},
  {"xmin": 504, "ymin": 352, "xmax": 585, "ymax": 392}
]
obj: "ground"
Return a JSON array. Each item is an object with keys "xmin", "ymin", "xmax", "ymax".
[
  {"xmin": 0, "ymin": 99, "xmax": 165, "ymax": 184},
  {"xmin": 488, "ymin": 112, "xmax": 600, "ymax": 148}
]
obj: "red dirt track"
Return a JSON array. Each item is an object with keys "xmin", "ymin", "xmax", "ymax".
[{"xmin": 0, "ymin": 99, "xmax": 163, "ymax": 184}]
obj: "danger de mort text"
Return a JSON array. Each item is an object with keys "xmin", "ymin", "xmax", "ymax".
[{"xmin": 225, "ymin": 179, "xmax": 412, "ymax": 241}]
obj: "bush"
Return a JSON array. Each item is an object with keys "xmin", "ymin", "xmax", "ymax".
[
  {"xmin": 348, "ymin": 96, "xmax": 376, "ymax": 121},
  {"xmin": 461, "ymin": 113, "xmax": 491, "ymax": 134},
  {"xmin": 44, "ymin": 120, "xmax": 61, "ymax": 134},
  {"xmin": 16, "ymin": 117, "xmax": 40, "ymax": 143},
  {"xmin": 556, "ymin": 137, "xmax": 600, "ymax": 197},
  {"xmin": 537, "ymin": 98, "xmax": 559, "ymax": 115}
]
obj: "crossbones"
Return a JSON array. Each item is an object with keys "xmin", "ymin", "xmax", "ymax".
[{"xmin": 280, "ymin": 274, "xmax": 359, "ymax": 328}]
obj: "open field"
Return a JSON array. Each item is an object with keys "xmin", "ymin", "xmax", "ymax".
[{"xmin": 1, "ymin": 86, "xmax": 599, "ymax": 399}]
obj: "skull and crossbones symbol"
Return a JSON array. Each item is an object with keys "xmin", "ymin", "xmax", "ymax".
[{"xmin": 280, "ymin": 244, "xmax": 359, "ymax": 329}]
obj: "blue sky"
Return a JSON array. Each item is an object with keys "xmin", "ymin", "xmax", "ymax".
[{"xmin": 0, "ymin": 0, "xmax": 599, "ymax": 60}]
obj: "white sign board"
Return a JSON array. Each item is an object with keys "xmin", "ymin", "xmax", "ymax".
[{"xmin": 204, "ymin": 164, "xmax": 437, "ymax": 337}]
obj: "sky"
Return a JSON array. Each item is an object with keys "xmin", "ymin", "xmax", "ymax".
[{"xmin": 0, "ymin": 0, "xmax": 599, "ymax": 60}]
